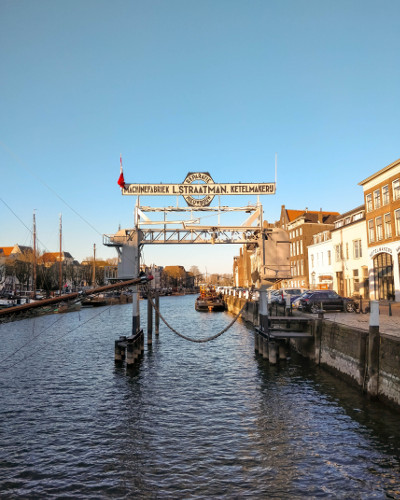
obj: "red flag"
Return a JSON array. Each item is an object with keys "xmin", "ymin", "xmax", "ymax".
[
  {"xmin": 117, "ymin": 171, "xmax": 125, "ymax": 188},
  {"xmin": 117, "ymin": 154, "xmax": 125, "ymax": 188}
]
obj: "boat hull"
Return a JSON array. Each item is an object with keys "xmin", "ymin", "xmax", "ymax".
[{"xmin": 195, "ymin": 298, "xmax": 225, "ymax": 312}]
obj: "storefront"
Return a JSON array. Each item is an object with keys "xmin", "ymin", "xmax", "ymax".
[{"xmin": 369, "ymin": 245, "xmax": 400, "ymax": 301}]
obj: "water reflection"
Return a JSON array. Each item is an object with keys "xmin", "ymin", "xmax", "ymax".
[{"xmin": 0, "ymin": 295, "xmax": 400, "ymax": 498}]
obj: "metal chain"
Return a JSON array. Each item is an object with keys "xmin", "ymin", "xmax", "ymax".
[{"xmin": 145, "ymin": 285, "xmax": 248, "ymax": 343}]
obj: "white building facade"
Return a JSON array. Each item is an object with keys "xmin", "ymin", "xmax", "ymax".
[
  {"xmin": 307, "ymin": 230, "xmax": 334, "ymax": 290},
  {"xmin": 331, "ymin": 206, "xmax": 369, "ymax": 298}
]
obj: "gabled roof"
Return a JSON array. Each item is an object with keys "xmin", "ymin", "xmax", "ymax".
[
  {"xmin": 16, "ymin": 245, "xmax": 33, "ymax": 253},
  {"xmin": 0, "ymin": 247, "xmax": 14, "ymax": 256},
  {"xmin": 285, "ymin": 209, "xmax": 339, "ymax": 223},
  {"xmin": 39, "ymin": 251, "xmax": 75, "ymax": 263},
  {"xmin": 286, "ymin": 210, "xmax": 305, "ymax": 222}
]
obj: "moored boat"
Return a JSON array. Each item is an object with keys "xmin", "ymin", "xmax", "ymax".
[{"xmin": 195, "ymin": 285, "xmax": 225, "ymax": 312}]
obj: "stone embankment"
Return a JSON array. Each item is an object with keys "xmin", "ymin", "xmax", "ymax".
[{"xmin": 224, "ymin": 295, "xmax": 400, "ymax": 411}]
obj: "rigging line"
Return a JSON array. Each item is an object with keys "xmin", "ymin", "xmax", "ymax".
[
  {"xmin": 0, "ymin": 313, "xmax": 67, "ymax": 366},
  {"xmin": 0, "ymin": 197, "xmax": 50, "ymax": 252},
  {"xmin": 0, "ymin": 305, "xmax": 113, "ymax": 372},
  {"xmin": 0, "ymin": 140, "xmax": 102, "ymax": 236}
]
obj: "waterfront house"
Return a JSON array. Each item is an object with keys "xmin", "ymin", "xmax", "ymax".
[{"xmin": 359, "ymin": 158, "xmax": 400, "ymax": 301}]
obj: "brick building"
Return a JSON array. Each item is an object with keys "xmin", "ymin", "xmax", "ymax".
[
  {"xmin": 359, "ymin": 158, "xmax": 400, "ymax": 301},
  {"xmin": 278, "ymin": 205, "xmax": 339, "ymax": 289}
]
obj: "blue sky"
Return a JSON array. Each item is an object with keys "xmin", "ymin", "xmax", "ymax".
[{"xmin": 1, "ymin": 0, "xmax": 400, "ymax": 274}]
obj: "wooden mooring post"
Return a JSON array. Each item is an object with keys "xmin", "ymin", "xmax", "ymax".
[
  {"xmin": 155, "ymin": 291, "xmax": 160, "ymax": 335},
  {"xmin": 147, "ymin": 291, "xmax": 153, "ymax": 345}
]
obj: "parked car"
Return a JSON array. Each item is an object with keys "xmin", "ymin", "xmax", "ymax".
[
  {"xmin": 274, "ymin": 288, "xmax": 303, "ymax": 305},
  {"xmin": 269, "ymin": 290, "xmax": 282, "ymax": 303},
  {"xmin": 295, "ymin": 290, "xmax": 354, "ymax": 313},
  {"xmin": 292, "ymin": 290, "xmax": 312, "ymax": 309}
]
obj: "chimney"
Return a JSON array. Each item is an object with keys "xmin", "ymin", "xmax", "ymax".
[{"xmin": 318, "ymin": 208, "xmax": 323, "ymax": 223}]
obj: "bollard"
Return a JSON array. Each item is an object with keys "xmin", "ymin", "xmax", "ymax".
[
  {"xmin": 126, "ymin": 341, "xmax": 135, "ymax": 366},
  {"xmin": 367, "ymin": 301, "xmax": 380, "ymax": 396},
  {"xmin": 147, "ymin": 293, "xmax": 153, "ymax": 345},
  {"xmin": 269, "ymin": 342, "xmax": 278, "ymax": 364},
  {"xmin": 155, "ymin": 291, "xmax": 160, "ymax": 335},
  {"xmin": 114, "ymin": 340, "xmax": 122, "ymax": 363}
]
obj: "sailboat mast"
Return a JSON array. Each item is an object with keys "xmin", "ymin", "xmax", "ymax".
[
  {"xmin": 33, "ymin": 211, "xmax": 37, "ymax": 297},
  {"xmin": 59, "ymin": 214, "xmax": 62, "ymax": 296}
]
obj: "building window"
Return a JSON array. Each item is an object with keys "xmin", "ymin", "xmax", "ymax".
[
  {"xmin": 353, "ymin": 269, "xmax": 360, "ymax": 292},
  {"xmin": 395, "ymin": 209, "xmax": 400, "ymax": 236},
  {"xmin": 382, "ymin": 184, "xmax": 389, "ymax": 205},
  {"xmin": 300, "ymin": 259, "xmax": 304, "ymax": 275},
  {"xmin": 328, "ymin": 250, "xmax": 331, "ymax": 265},
  {"xmin": 296, "ymin": 241, "xmax": 299, "ymax": 255},
  {"xmin": 346, "ymin": 242, "xmax": 349, "ymax": 259},
  {"xmin": 384, "ymin": 213, "xmax": 392, "ymax": 239},
  {"xmin": 353, "ymin": 212, "xmax": 363, "ymax": 221},
  {"xmin": 376, "ymin": 216, "xmax": 383, "ymax": 241},
  {"xmin": 311, "ymin": 255, "xmax": 314, "ymax": 268},
  {"xmin": 393, "ymin": 179, "xmax": 400, "ymax": 201},
  {"xmin": 368, "ymin": 219, "xmax": 375, "ymax": 243},
  {"xmin": 353, "ymin": 239, "xmax": 362, "ymax": 259},
  {"xmin": 374, "ymin": 189, "xmax": 381, "ymax": 209},
  {"xmin": 366, "ymin": 193, "xmax": 373, "ymax": 212},
  {"xmin": 335, "ymin": 244, "xmax": 342, "ymax": 261},
  {"xmin": 300, "ymin": 240, "xmax": 303, "ymax": 254},
  {"xmin": 299, "ymin": 228, "xmax": 303, "ymax": 235}
]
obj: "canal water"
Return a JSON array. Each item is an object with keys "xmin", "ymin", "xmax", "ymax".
[{"xmin": 1, "ymin": 294, "xmax": 400, "ymax": 499}]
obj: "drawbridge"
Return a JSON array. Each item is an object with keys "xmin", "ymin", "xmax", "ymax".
[{"xmin": 104, "ymin": 169, "xmax": 291, "ymax": 351}]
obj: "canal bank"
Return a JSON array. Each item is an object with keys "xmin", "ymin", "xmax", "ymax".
[{"xmin": 224, "ymin": 295, "xmax": 400, "ymax": 410}]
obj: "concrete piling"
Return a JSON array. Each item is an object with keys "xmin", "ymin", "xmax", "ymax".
[
  {"xmin": 259, "ymin": 287, "xmax": 268, "ymax": 333},
  {"xmin": 269, "ymin": 342, "xmax": 278, "ymax": 364},
  {"xmin": 115, "ymin": 340, "xmax": 122, "ymax": 363},
  {"xmin": 126, "ymin": 340, "xmax": 135, "ymax": 366},
  {"xmin": 254, "ymin": 332, "xmax": 259, "ymax": 353},
  {"xmin": 279, "ymin": 342, "xmax": 287, "ymax": 361},
  {"xmin": 262, "ymin": 337, "xmax": 269, "ymax": 359}
]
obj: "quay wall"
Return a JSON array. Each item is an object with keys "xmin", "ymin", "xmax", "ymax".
[{"xmin": 224, "ymin": 295, "xmax": 400, "ymax": 410}]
